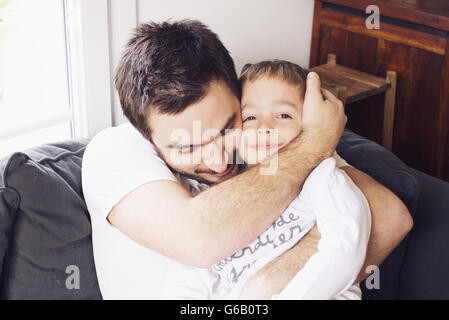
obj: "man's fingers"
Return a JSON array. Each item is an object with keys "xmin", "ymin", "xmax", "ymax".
[
  {"xmin": 304, "ymin": 73, "xmax": 344, "ymax": 107},
  {"xmin": 321, "ymin": 88, "xmax": 345, "ymax": 112},
  {"xmin": 304, "ymin": 72, "xmax": 323, "ymax": 102},
  {"xmin": 321, "ymin": 88, "xmax": 339, "ymax": 104}
]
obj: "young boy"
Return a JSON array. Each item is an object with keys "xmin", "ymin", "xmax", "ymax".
[{"xmin": 164, "ymin": 60, "xmax": 371, "ymax": 300}]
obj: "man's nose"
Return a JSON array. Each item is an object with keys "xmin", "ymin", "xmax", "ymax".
[{"xmin": 202, "ymin": 140, "xmax": 229, "ymax": 173}]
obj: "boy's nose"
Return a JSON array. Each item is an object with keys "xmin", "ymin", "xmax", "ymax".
[
  {"xmin": 258, "ymin": 128, "xmax": 274, "ymax": 135},
  {"xmin": 257, "ymin": 124, "xmax": 274, "ymax": 135}
]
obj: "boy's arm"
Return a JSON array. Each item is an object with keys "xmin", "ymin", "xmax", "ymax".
[{"xmin": 238, "ymin": 166, "xmax": 413, "ymax": 299}]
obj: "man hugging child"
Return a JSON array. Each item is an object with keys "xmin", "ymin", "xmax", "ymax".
[{"xmin": 164, "ymin": 60, "xmax": 371, "ymax": 300}]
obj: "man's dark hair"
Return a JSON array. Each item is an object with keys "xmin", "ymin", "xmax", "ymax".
[{"xmin": 115, "ymin": 20, "xmax": 241, "ymax": 139}]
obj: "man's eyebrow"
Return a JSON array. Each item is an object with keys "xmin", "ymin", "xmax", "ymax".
[{"xmin": 167, "ymin": 112, "xmax": 237, "ymax": 149}]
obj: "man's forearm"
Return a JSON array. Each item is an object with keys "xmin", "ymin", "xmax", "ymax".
[
  {"xmin": 238, "ymin": 166, "xmax": 413, "ymax": 299},
  {"xmin": 188, "ymin": 132, "xmax": 333, "ymax": 265}
]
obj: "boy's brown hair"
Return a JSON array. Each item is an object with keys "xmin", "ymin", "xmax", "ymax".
[{"xmin": 239, "ymin": 59, "xmax": 308, "ymax": 96}]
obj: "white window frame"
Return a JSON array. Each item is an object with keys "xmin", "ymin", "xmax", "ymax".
[
  {"xmin": 65, "ymin": 0, "xmax": 113, "ymax": 139},
  {"xmin": 108, "ymin": 0, "xmax": 137, "ymax": 126}
]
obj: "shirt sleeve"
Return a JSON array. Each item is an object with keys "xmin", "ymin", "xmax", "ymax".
[
  {"xmin": 335, "ymin": 284, "xmax": 363, "ymax": 300},
  {"xmin": 82, "ymin": 124, "xmax": 178, "ymax": 220},
  {"xmin": 272, "ymin": 157, "xmax": 371, "ymax": 300},
  {"xmin": 333, "ymin": 151, "xmax": 352, "ymax": 168}
]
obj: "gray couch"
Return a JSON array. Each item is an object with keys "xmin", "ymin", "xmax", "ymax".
[{"xmin": 0, "ymin": 128, "xmax": 448, "ymax": 299}]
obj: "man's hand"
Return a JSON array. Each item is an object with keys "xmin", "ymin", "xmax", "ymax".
[{"xmin": 301, "ymin": 72, "xmax": 347, "ymax": 157}]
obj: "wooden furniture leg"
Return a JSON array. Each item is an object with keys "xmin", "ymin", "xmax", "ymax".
[
  {"xmin": 327, "ymin": 53, "xmax": 337, "ymax": 65},
  {"xmin": 383, "ymin": 71, "xmax": 397, "ymax": 151},
  {"xmin": 327, "ymin": 54, "xmax": 347, "ymax": 106}
]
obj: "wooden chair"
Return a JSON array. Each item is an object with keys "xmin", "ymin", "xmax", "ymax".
[{"xmin": 310, "ymin": 54, "xmax": 397, "ymax": 150}]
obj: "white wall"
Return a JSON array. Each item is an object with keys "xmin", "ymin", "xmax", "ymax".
[{"xmin": 109, "ymin": 0, "xmax": 315, "ymax": 125}]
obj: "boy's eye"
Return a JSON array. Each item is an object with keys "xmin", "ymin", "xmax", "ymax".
[
  {"xmin": 278, "ymin": 114, "xmax": 292, "ymax": 119},
  {"xmin": 243, "ymin": 116, "xmax": 256, "ymax": 123}
]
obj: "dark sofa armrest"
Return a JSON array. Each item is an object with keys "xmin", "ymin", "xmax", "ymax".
[{"xmin": 397, "ymin": 168, "xmax": 449, "ymax": 299}]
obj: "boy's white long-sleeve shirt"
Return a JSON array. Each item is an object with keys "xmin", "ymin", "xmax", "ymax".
[{"xmin": 164, "ymin": 156, "xmax": 371, "ymax": 300}]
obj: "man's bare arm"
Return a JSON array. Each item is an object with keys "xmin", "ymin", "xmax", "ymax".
[
  {"xmin": 342, "ymin": 166, "xmax": 413, "ymax": 283},
  {"xmin": 238, "ymin": 166, "xmax": 413, "ymax": 299},
  {"xmin": 108, "ymin": 73, "xmax": 347, "ymax": 268}
]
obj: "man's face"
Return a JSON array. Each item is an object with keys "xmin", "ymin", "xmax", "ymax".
[{"xmin": 149, "ymin": 80, "xmax": 242, "ymax": 184}]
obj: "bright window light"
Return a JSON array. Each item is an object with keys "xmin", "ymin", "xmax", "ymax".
[{"xmin": 0, "ymin": 0, "xmax": 72, "ymax": 159}]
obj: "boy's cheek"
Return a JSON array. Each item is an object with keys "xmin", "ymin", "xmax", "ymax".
[
  {"xmin": 239, "ymin": 128, "xmax": 258, "ymax": 146},
  {"xmin": 239, "ymin": 129, "xmax": 257, "ymax": 164},
  {"xmin": 282, "ymin": 123, "xmax": 303, "ymax": 143}
]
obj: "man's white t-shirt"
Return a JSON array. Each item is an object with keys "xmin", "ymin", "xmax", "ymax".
[
  {"xmin": 82, "ymin": 122, "xmax": 180, "ymax": 299},
  {"xmin": 82, "ymin": 122, "xmax": 351, "ymax": 299}
]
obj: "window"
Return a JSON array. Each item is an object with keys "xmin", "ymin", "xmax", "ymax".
[
  {"xmin": 0, "ymin": 0, "xmax": 112, "ymax": 159},
  {"xmin": 0, "ymin": 0, "xmax": 72, "ymax": 158}
]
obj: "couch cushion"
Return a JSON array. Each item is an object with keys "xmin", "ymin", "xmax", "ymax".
[
  {"xmin": 0, "ymin": 140, "xmax": 102, "ymax": 299},
  {"xmin": 397, "ymin": 168, "xmax": 449, "ymax": 299},
  {"xmin": 336, "ymin": 128, "xmax": 419, "ymax": 299},
  {"xmin": 0, "ymin": 188, "xmax": 19, "ymax": 281},
  {"xmin": 337, "ymin": 129, "xmax": 418, "ymax": 207}
]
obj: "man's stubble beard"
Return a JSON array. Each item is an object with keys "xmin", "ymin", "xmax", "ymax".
[{"xmin": 152, "ymin": 144, "xmax": 240, "ymax": 185}]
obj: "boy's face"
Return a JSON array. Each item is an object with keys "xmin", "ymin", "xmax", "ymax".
[{"xmin": 240, "ymin": 76, "xmax": 304, "ymax": 164}]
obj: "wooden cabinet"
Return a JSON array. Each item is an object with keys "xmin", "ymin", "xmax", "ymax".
[{"xmin": 310, "ymin": 0, "xmax": 449, "ymax": 181}]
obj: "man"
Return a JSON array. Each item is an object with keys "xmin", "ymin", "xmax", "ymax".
[{"xmin": 81, "ymin": 20, "xmax": 412, "ymax": 299}]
